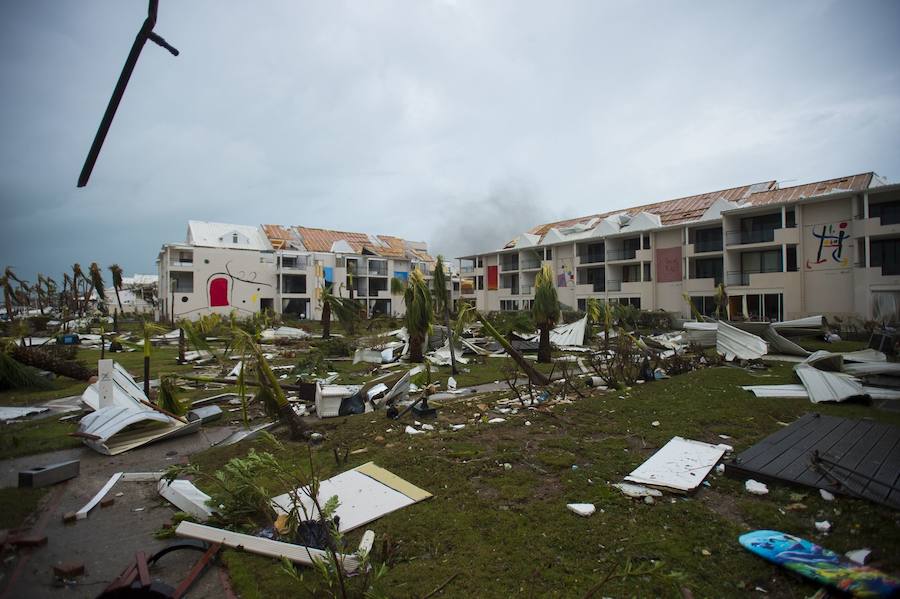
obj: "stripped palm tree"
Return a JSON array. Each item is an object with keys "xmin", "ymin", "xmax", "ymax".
[
  {"xmin": 403, "ymin": 269, "xmax": 433, "ymax": 363},
  {"xmin": 89, "ymin": 262, "xmax": 107, "ymax": 314},
  {"xmin": 109, "ymin": 264, "xmax": 124, "ymax": 313},
  {"xmin": 431, "ymin": 256, "xmax": 458, "ymax": 373},
  {"xmin": 318, "ymin": 283, "xmax": 360, "ymax": 339},
  {"xmin": 532, "ymin": 264, "xmax": 560, "ymax": 363},
  {"xmin": 62, "ymin": 273, "xmax": 76, "ymax": 316},
  {"xmin": 2, "ymin": 267, "xmax": 27, "ymax": 320},
  {"xmin": 71, "ymin": 263, "xmax": 86, "ymax": 316}
]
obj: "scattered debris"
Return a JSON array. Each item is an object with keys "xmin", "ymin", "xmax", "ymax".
[
  {"xmin": 815, "ymin": 520, "xmax": 832, "ymax": 533},
  {"xmin": 158, "ymin": 479, "xmax": 214, "ymax": 520},
  {"xmin": 624, "ymin": 437, "xmax": 727, "ymax": 493},
  {"xmin": 745, "ymin": 480, "xmax": 769, "ymax": 495},
  {"xmin": 819, "ymin": 489, "xmax": 835, "ymax": 501},
  {"xmin": 845, "ymin": 548, "xmax": 871, "ymax": 565},
  {"xmin": 271, "ymin": 462, "xmax": 432, "ymax": 533},
  {"xmin": 18, "ymin": 459, "xmax": 80, "ymax": 488},
  {"xmin": 566, "ymin": 503, "xmax": 595, "ymax": 517},
  {"xmin": 613, "ymin": 483, "xmax": 662, "ymax": 499}
]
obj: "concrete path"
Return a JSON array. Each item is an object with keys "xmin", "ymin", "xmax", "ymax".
[{"xmin": 0, "ymin": 425, "xmax": 240, "ymax": 599}]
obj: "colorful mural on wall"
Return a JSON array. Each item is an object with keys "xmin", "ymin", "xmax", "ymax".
[
  {"xmin": 805, "ymin": 221, "xmax": 851, "ymax": 270},
  {"xmin": 203, "ymin": 262, "xmax": 273, "ymax": 313},
  {"xmin": 557, "ymin": 262, "xmax": 574, "ymax": 288}
]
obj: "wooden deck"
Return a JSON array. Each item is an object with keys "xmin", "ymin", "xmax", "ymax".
[{"xmin": 727, "ymin": 413, "xmax": 900, "ymax": 508}]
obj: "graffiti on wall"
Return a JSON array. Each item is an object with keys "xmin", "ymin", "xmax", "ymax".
[
  {"xmin": 205, "ymin": 261, "xmax": 273, "ymax": 312},
  {"xmin": 805, "ymin": 221, "xmax": 851, "ymax": 270}
]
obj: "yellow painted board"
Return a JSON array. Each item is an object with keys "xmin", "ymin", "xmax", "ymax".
[{"xmin": 354, "ymin": 462, "xmax": 432, "ymax": 502}]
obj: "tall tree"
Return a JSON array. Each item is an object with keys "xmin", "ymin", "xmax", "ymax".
[
  {"xmin": 403, "ymin": 269, "xmax": 433, "ymax": 363},
  {"xmin": 532, "ymin": 264, "xmax": 560, "ymax": 363},
  {"xmin": 109, "ymin": 264, "xmax": 124, "ymax": 313},
  {"xmin": 89, "ymin": 262, "xmax": 107, "ymax": 314},
  {"xmin": 71, "ymin": 263, "xmax": 85, "ymax": 316},
  {"xmin": 318, "ymin": 283, "xmax": 360, "ymax": 339},
  {"xmin": 2, "ymin": 267, "xmax": 27, "ymax": 320},
  {"xmin": 431, "ymin": 256, "xmax": 458, "ymax": 374}
]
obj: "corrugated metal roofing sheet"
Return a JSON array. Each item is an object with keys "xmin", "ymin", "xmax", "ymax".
[{"xmin": 745, "ymin": 173, "xmax": 873, "ymax": 206}]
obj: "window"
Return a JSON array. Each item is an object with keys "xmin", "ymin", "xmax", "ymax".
[
  {"xmin": 476, "ymin": 276, "xmax": 484, "ymax": 290},
  {"xmin": 738, "ymin": 213, "xmax": 781, "ymax": 244},
  {"xmin": 577, "ymin": 299, "xmax": 586, "ymax": 312},
  {"xmin": 871, "ymin": 239, "xmax": 900, "ymax": 275},
  {"xmin": 232, "ymin": 234, "xmax": 238, "ymax": 243},
  {"xmin": 622, "ymin": 264, "xmax": 641, "ymax": 283},
  {"xmin": 545, "ymin": 248, "xmax": 552, "ymax": 260},
  {"xmin": 786, "ymin": 246, "xmax": 797, "ymax": 272},
  {"xmin": 689, "ymin": 295, "xmax": 718, "ymax": 317},
  {"xmin": 581, "ymin": 242, "xmax": 605, "ymax": 263},
  {"xmin": 693, "ymin": 228, "xmax": 723, "ymax": 252},
  {"xmin": 785, "ymin": 210, "xmax": 796, "ymax": 228},
  {"xmin": 625, "ymin": 297, "xmax": 641, "ymax": 309},
  {"xmin": 476, "ymin": 258, "xmax": 483, "ymax": 267},
  {"xmin": 500, "ymin": 300, "xmax": 519, "ymax": 311},
  {"xmin": 870, "ymin": 200, "xmax": 900, "ymax": 226},
  {"xmin": 643, "ymin": 263, "xmax": 651, "ymax": 282},
  {"xmin": 741, "ymin": 250, "xmax": 782, "ymax": 275},
  {"xmin": 694, "ymin": 258, "xmax": 723, "ymax": 284},
  {"xmin": 743, "ymin": 293, "xmax": 783, "ymax": 321},
  {"xmin": 642, "ymin": 236, "xmax": 651, "ymax": 250},
  {"xmin": 281, "ymin": 275, "xmax": 306, "ymax": 294}
]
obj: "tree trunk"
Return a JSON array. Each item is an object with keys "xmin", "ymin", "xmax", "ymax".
[
  {"xmin": 113, "ymin": 310, "xmax": 119, "ymax": 332},
  {"xmin": 538, "ymin": 324, "xmax": 552, "ymax": 363},
  {"xmin": 444, "ymin": 305, "xmax": 458, "ymax": 374},
  {"xmin": 476, "ymin": 312, "xmax": 550, "ymax": 386},
  {"xmin": 143, "ymin": 355, "xmax": 151, "ymax": 398},
  {"xmin": 178, "ymin": 327, "xmax": 186, "ymax": 363},
  {"xmin": 114, "ymin": 287, "xmax": 123, "ymax": 313},
  {"xmin": 409, "ymin": 333, "xmax": 424, "ymax": 363},
  {"xmin": 321, "ymin": 301, "xmax": 331, "ymax": 339}
]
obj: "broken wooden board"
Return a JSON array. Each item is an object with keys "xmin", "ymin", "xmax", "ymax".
[
  {"xmin": 174, "ymin": 521, "xmax": 359, "ymax": 573},
  {"xmin": 727, "ymin": 413, "xmax": 900, "ymax": 509},
  {"xmin": 76, "ymin": 472, "xmax": 123, "ymax": 520},
  {"xmin": 271, "ymin": 461, "xmax": 431, "ymax": 533},
  {"xmin": 624, "ymin": 437, "xmax": 726, "ymax": 493}
]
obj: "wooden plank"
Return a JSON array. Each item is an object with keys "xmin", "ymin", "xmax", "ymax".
[
  {"xmin": 730, "ymin": 413, "xmax": 818, "ymax": 465},
  {"xmin": 172, "ymin": 542, "xmax": 221, "ymax": 599},
  {"xmin": 136, "ymin": 551, "xmax": 150, "ymax": 587},
  {"xmin": 830, "ymin": 423, "xmax": 894, "ymax": 501},
  {"xmin": 791, "ymin": 419, "xmax": 864, "ymax": 488},
  {"xmin": 854, "ymin": 428, "xmax": 900, "ymax": 504},
  {"xmin": 354, "ymin": 462, "xmax": 432, "ymax": 501},
  {"xmin": 174, "ymin": 521, "xmax": 360, "ymax": 573},
  {"xmin": 76, "ymin": 472, "xmax": 123, "ymax": 520},
  {"xmin": 738, "ymin": 414, "xmax": 835, "ymax": 472},
  {"xmin": 733, "ymin": 413, "xmax": 822, "ymax": 469},
  {"xmin": 758, "ymin": 417, "xmax": 845, "ymax": 479}
]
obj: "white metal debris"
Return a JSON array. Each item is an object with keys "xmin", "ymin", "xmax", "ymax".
[
  {"xmin": 612, "ymin": 483, "xmax": 663, "ymax": 498},
  {"xmin": 260, "ymin": 326, "xmax": 311, "ymax": 340},
  {"xmin": 845, "ymin": 549, "xmax": 871, "ymax": 565},
  {"xmin": 717, "ymin": 321, "xmax": 768, "ymax": 361},
  {"xmin": 815, "ymin": 520, "xmax": 832, "ymax": 533},
  {"xmin": 271, "ymin": 462, "xmax": 431, "ymax": 533},
  {"xmin": 794, "ymin": 363, "xmax": 866, "ymax": 404},
  {"xmin": 158, "ymin": 479, "xmax": 214, "ymax": 520},
  {"xmin": 683, "ymin": 322, "xmax": 717, "ymax": 347},
  {"xmin": 0, "ymin": 406, "xmax": 50, "ymax": 422},
  {"xmin": 624, "ymin": 437, "xmax": 726, "ymax": 493}
]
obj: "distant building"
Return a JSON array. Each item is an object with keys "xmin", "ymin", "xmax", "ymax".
[
  {"xmin": 104, "ymin": 274, "xmax": 158, "ymax": 314},
  {"xmin": 157, "ymin": 221, "xmax": 445, "ymax": 321},
  {"xmin": 458, "ymin": 172, "xmax": 900, "ymax": 322}
]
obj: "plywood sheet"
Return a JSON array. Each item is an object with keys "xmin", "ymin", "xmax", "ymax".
[{"xmin": 624, "ymin": 437, "xmax": 726, "ymax": 493}]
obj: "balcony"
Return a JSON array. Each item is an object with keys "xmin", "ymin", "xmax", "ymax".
[
  {"xmin": 519, "ymin": 285, "xmax": 534, "ymax": 296},
  {"xmin": 606, "ymin": 279, "xmax": 622, "ymax": 292},
  {"xmin": 726, "ymin": 228, "xmax": 778, "ymax": 245},
  {"xmin": 578, "ymin": 252, "xmax": 605, "ymax": 265},
  {"xmin": 368, "ymin": 263, "xmax": 388, "ymax": 277},
  {"xmin": 279, "ymin": 258, "xmax": 308, "ymax": 271},
  {"xmin": 169, "ymin": 260, "xmax": 193, "ymax": 267},
  {"xmin": 461, "ymin": 265, "xmax": 475, "ymax": 273},
  {"xmin": 694, "ymin": 239, "xmax": 723, "ymax": 253},
  {"xmin": 500, "ymin": 260, "xmax": 519, "ymax": 272},
  {"xmin": 606, "ymin": 248, "xmax": 637, "ymax": 261},
  {"xmin": 726, "ymin": 271, "xmax": 752, "ymax": 286},
  {"xmin": 505, "ymin": 286, "xmax": 520, "ymax": 296},
  {"xmin": 519, "ymin": 258, "xmax": 541, "ymax": 270}
]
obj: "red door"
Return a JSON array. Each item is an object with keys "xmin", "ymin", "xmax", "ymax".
[
  {"xmin": 487, "ymin": 265, "xmax": 498, "ymax": 290},
  {"xmin": 209, "ymin": 277, "xmax": 229, "ymax": 307}
]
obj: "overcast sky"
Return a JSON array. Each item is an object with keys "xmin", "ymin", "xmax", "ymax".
[{"xmin": 2, "ymin": 0, "xmax": 899, "ymax": 282}]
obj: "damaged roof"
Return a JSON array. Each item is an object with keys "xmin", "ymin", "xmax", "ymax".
[
  {"xmin": 261, "ymin": 225, "xmax": 435, "ymax": 262},
  {"xmin": 508, "ymin": 172, "xmax": 880, "ymax": 248}
]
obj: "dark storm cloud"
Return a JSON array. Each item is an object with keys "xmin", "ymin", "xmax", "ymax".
[{"xmin": 1, "ymin": 0, "xmax": 899, "ymax": 280}]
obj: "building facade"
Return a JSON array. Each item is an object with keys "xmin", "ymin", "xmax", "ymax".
[
  {"xmin": 459, "ymin": 172, "xmax": 900, "ymax": 322},
  {"xmin": 157, "ymin": 221, "xmax": 440, "ymax": 321}
]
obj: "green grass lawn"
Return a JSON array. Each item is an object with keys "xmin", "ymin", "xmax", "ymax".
[
  {"xmin": 0, "ymin": 418, "xmax": 81, "ymax": 460},
  {"xmin": 187, "ymin": 361, "xmax": 900, "ymax": 598}
]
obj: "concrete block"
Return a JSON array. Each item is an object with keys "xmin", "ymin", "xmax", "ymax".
[
  {"xmin": 53, "ymin": 562, "xmax": 85, "ymax": 578},
  {"xmin": 10, "ymin": 534, "xmax": 47, "ymax": 548},
  {"xmin": 62, "ymin": 512, "xmax": 77, "ymax": 524},
  {"xmin": 100, "ymin": 497, "xmax": 115, "ymax": 508},
  {"xmin": 18, "ymin": 460, "xmax": 80, "ymax": 488}
]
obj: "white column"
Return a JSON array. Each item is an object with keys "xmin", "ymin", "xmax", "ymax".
[{"xmin": 98, "ymin": 359, "xmax": 115, "ymax": 408}]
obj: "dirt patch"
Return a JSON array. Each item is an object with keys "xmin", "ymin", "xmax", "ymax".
[{"xmin": 697, "ymin": 487, "xmax": 748, "ymax": 529}]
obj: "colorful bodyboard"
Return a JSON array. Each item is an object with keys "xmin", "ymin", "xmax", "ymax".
[{"xmin": 740, "ymin": 530, "xmax": 900, "ymax": 598}]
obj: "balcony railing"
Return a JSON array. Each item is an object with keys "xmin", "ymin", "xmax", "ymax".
[
  {"xmin": 726, "ymin": 228, "xmax": 778, "ymax": 245},
  {"xmin": 726, "ymin": 271, "xmax": 752, "ymax": 286},
  {"xmin": 460, "ymin": 266, "xmax": 475, "ymax": 273},
  {"xmin": 507, "ymin": 286, "xmax": 520, "ymax": 296},
  {"xmin": 170, "ymin": 260, "xmax": 193, "ymax": 267},
  {"xmin": 519, "ymin": 259, "xmax": 541, "ymax": 270},
  {"xmin": 279, "ymin": 259, "xmax": 308, "ymax": 270},
  {"xmin": 500, "ymin": 261, "xmax": 519, "ymax": 272},
  {"xmin": 592, "ymin": 281, "xmax": 605, "ymax": 292},
  {"xmin": 606, "ymin": 248, "xmax": 637, "ymax": 261},
  {"xmin": 368, "ymin": 263, "xmax": 388, "ymax": 276},
  {"xmin": 579, "ymin": 253, "xmax": 605, "ymax": 264},
  {"xmin": 606, "ymin": 279, "xmax": 621, "ymax": 292},
  {"xmin": 520, "ymin": 285, "xmax": 533, "ymax": 295},
  {"xmin": 693, "ymin": 239, "xmax": 723, "ymax": 253}
]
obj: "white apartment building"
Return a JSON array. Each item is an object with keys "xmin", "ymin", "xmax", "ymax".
[
  {"xmin": 458, "ymin": 172, "xmax": 900, "ymax": 322},
  {"xmin": 157, "ymin": 221, "xmax": 438, "ymax": 321}
]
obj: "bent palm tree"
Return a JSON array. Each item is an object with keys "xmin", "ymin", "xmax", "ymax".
[
  {"xmin": 432, "ymin": 256, "xmax": 458, "ymax": 373},
  {"xmin": 403, "ymin": 269, "xmax": 433, "ymax": 363},
  {"xmin": 532, "ymin": 264, "xmax": 560, "ymax": 363},
  {"xmin": 109, "ymin": 264, "xmax": 124, "ymax": 313},
  {"xmin": 89, "ymin": 262, "xmax": 107, "ymax": 314}
]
